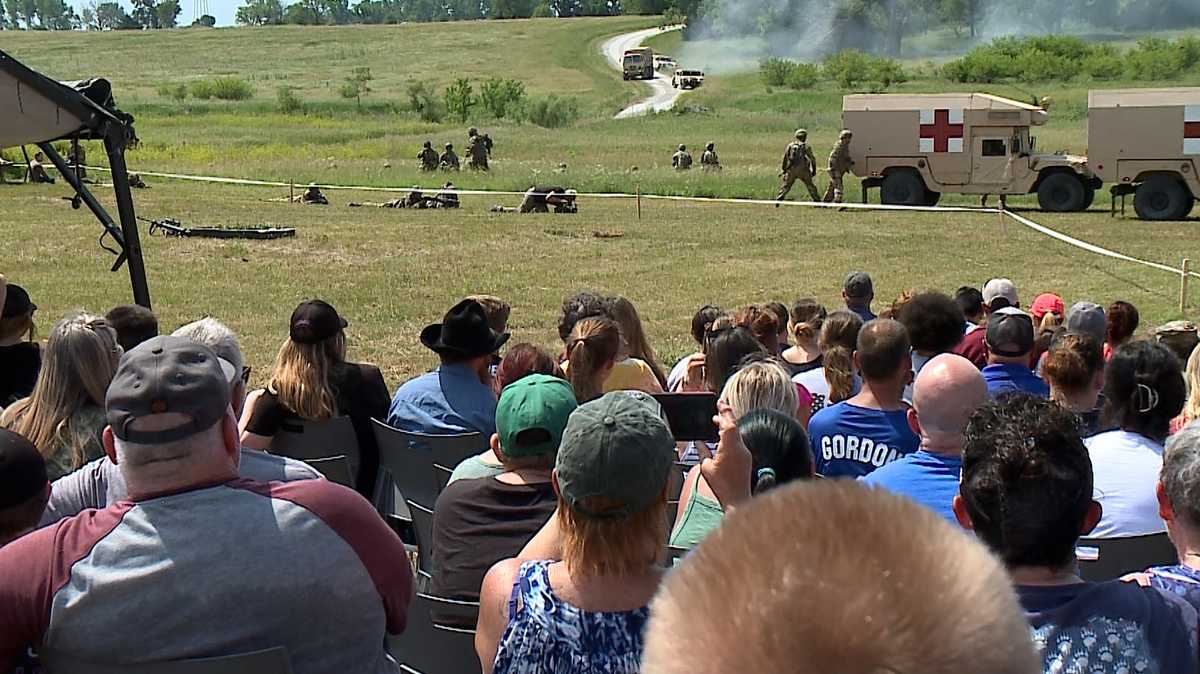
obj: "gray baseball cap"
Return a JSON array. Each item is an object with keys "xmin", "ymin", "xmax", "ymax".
[
  {"xmin": 106, "ymin": 335, "xmax": 236, "ymax": 445},
  {"xmin": 985, "ymin": 306, "xmax": 1035, "ymax": 357},
  {"xmin": 843, "ymin": 271, "xmax": 873, "ymax": 299},
  {"xmin": 982, "ymin": 278, "xmax": 1018, "ymax": 309},
  {"xmin": 555, "ymin": 391, "xmax": 675, "ymax": 519},
  {"xmin": 1066, "ymin": 302, "xmax": 1106, "ymax": 343}
]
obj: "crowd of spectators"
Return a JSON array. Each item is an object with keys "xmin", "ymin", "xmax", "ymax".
[{"xmin": 3, "ymin": 269, "xmax": 1200, "ymax": 674}]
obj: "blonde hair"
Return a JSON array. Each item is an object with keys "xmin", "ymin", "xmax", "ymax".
[
  {"xmin": 558, "ymin": 493, "xmax": 666, "ymax": 578},
  {"xmin": 610, "ymin": 296, "xmax": 667, "ymax": 388},
  {"xmin": 1184, "ymin": 347, "xmax": 1200, "ymax": 423},
  {"xmin": 1, "ymin": 313, "xmax": 119, "ymax": 470},
  {"xmin": 643, "ymin": 482, "xmax": 1038, "ymax": 674},
  {"xmin": 566, "ymin": 317, "xmax": 620, "ymax": 403},
  {"xmin": 464, "ymin": 294, "xmax": 511, "ymax": 334},
  {"xmin": 267, "ymin": 332, "xmax": 346, "ymax": 420},
  {"xmin": 720, "ymin": 360, "xmax": 798, "ymax": 419},
  {"xmin": 819, "ymin": 310, "xmax": 864, "ymax": 404}
]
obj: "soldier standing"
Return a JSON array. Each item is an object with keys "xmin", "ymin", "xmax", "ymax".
[
  {"xmin": 482, "ymin": 133, "xmax": 493, "ymax": 156},
  {"xmin": 672, "ymin": 144, "xmax": 693, "ymax": 171},
  {"xmin": 467, "ymin": 133, "xmax": 489, "ymax": 171},
  {"xmin": 440, "ymin": 143, "xmax": 460, "ymax": 171},
  {"xmin": 67, "ymin": 143, "xmax": 87, "ymax": 181},
  {"xmin": 776, "ymin": 129, "xmax": 819, "ymax": 203},
  {"xmin": 823, "ymin": 130, "xmax": 854, "ymax": 204},
  {"xmin": 700, "ymin": 142, "xmax": 721, "ymax": 171},
  {"xmin": 418, "ymin": 141, "xmax": 439, "ymax": 171}
]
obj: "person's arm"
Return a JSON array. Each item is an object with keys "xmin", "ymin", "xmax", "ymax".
[
  {"xmin": 673, "ymin": 466, "xmax": 700, "ymax": 532},
  {"xmin": 518, "ymin": 513, "xmax": 562, "ymax": 561},
  {"xmin": 696, "ymin": 404, "xmax": 753, "ymax": 512},
  {"xmin": 476, "ymin": 559, "xmax": 521, "ymax": 674},
  {"xmin": 239, "ymin": 389, "xmax": 277, "ymax": 451},
  {"xmin": 0, "ymin": 524, "xmax": 63, "ymax": 671},
  {"xmin": 38, "ymin": 457, "xmax": 109, "ymax": 527}
]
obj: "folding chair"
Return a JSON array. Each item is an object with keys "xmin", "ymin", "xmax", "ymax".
[
  {"xmin": 268, "ymin": 416, "xmax": 361, "ymax": 485},
  {"xmin": 1077, "ymin": 532, "xmax": 1179, "ymax": 582},
  {"xmin": 372, "ymin": 419, "xmax": 435, "ymax": 515},
  {"xmin": 434, "ymin": 463, "xmax": 454, "ymax": 494},
  {"xmin": 388, "ymin": 593, "xmax": 481, "ymax": 674},
  {"xmin": 302, "ymin": 455, "xmax": 355, "ymax": 488},
  {"xmin": 407, "ymin": 498, "xmax": 436, "ymax": 574},
  {"xmin": 40, "ymin": 647, "xmax": 293, "ymax": 674},
  {"xmin": 406, "ymin": 430, "xmax": 486, "ymax": 473}
]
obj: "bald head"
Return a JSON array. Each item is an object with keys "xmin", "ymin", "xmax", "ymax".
[{"xmin": 912, "ymin": 354, "xmax": 987, "ymax": 452}]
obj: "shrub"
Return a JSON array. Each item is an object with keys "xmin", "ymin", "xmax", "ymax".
[
  {"xmin": 209, "ymin": 77, "xmax": 254, "ymax": 101},
  {"xmin": 406, "ymin": 80, "xmax": 443, "ymax": 122},
  {"xmin": 1015, "ymin": 49, "xmax": 1080, "ymax": 81},
  {"xmin": 157, "ymin": 82, "xmax": 188, "ymax": 101},
  {"xmin": 479, "ymin": 77, "xmax": 526, "ymax": 119},
  {"xmin": 524, "ymin": 95, "xmax": 579, "ymax": 128},
  {"xmin": 276, "ymin": 85, "xmax": 304, "ymax": 113},
  {"xmin": 823, "ymin": 50, "xmax": 873, "ymax": 89},
  {"xmin": 187, "ymin": 79, "xmax": 215, "ymax": 99},
  {"xmin": 1125, "ymin": 38, "xmax": 1187, "ymax": 80},
  {"xmin": 444, "ymin": 77, "xmax": 476, "ymax": 122},
  {"xmin": 759, "ymin": 57, "xmax": 797, "ymax": 87},
  {"xmin": 868, "ymin": 57, "xmax": 906, "ymax": 90},
  {"xmin": 784, "ymin": 62, "xmax": 819, "ymax": 90},
  {"xmin": 1085, "ymin": 54, "xmax": 1124, "ymax": 80}
]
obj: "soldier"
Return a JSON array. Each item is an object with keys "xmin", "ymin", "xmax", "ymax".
[
  {"xmin": 492, "ymin": 186, "xmax": 577, "ymax": 213},
  {"xmin": 67, "ymin": 142, "xmax": 87, "ymax": 181},
  {"xmin": 293, "ymin": 183, "xmax": 328, "ymax": 205},
  {"xmin": 700, "ymin": 142, "xmax": 721, "ymax": 171},
  {"xmin": 467, "ymin": 133, "xmax": 489, "ymax": 171},
  {"xmin": 672, "ymin": 144, "xmax": 693, "ymax": 171},
  {"xmin": 418, "ymin": 141, "xmax": 439, "ymax": 172},
  {"xmin": 776, "ymin": 129, "xmax": 819, "ymax": 203},
  {"xmin": 127, "ymin": 172, "xmax": 149, "ymax": 189},
  {"xmin": 440, "ymin": 143, "xmax": 460, "ymax": 171},
  {"xmin": 435, "ymin": 182, "xmax": 460, "ymax": 209},
  {"xmin": 482, "ymin": 133, "xmax": 493, "ymax": 156},
  {"xmin": 823, "ymin": 129, "xmax": 854, "ymax": 204},
  {"xmin": 27, "ymin": 152, "xmax": 55, "ymax": 184}
]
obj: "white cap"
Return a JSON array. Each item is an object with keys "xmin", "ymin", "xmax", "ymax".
[{"xmin": 982, "ymin": 278, "xmax": 1018, "ymax": 308}]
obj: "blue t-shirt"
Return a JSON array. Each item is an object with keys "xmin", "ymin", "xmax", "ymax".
[
  {"xmin": 1019, "ymin": 581, "xmax": 1198, "ymax": 674},
  {"xmin": 860, "ymin": 449, "xmax": 961, "ymax": 523},
  {"xmin": 386, "ymin": 363, "xmax": 497, "ymax": 438},
  {"xmin": 808, "ymin": 402, "xmax": 919, "ymax": 478},
  {"xmin": 982, "ymin": 362, "xmax": 1050, "ymax": 398},
  {"xmin": 1146, "ymin": 564, "xmax": 1200, "ymax": 613}
]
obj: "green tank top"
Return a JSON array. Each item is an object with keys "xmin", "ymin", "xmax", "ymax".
[{"xmin": 668, "ymin": 471, "xmax": 726, "ymax": 550}]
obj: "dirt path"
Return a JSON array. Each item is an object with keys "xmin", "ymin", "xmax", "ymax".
[{"xmin": 601, "ymin": 25, "xmax": 685, "ymax": 119}]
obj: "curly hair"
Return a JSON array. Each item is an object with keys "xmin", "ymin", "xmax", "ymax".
[
  {"xmin": 960, "ymin": 394, "xmax": 1090, "ymax": 569},
  {"xmin": 557, "ymin": 291, "xmax": 614, "ymax": 343},
  {"xmin": 1105, "ymin": 300, "xmax": 1140, "ymax": 348},
  {"xmin": 897, "ymin": 292, "xmax": 965, "ymax": 354}
]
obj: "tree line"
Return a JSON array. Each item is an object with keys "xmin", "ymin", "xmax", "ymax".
[
  {"xmin": 233, "ymin": 0, "xmax": 677, "ymax": 25},
  {"xmin": 1, "ymin": 0, "xmax": 214, "ymax": 29}
]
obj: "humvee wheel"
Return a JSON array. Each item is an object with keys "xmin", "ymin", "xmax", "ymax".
[
  {"xmin": 923, "ymin": 190, "xmax": 941, "ymax": 207},
  {"xmin": 880, "ymin": 171, "xmax": 925, "ymax": 206},
  {"xmin": 1037, "ymin": 173, "xmax": 1086, "ymax": 212},
  {"xmin": 1081, "ymin": 185, "xmax": 1095, "ymax": 211},
  {"xmin": 1134, "ymin": 177, "xmax": 1189, "ymax": 221}
]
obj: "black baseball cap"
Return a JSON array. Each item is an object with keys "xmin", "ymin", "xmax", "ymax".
[
  {"xmin": 0, "ymin": 428, "xmax": 47, "ymax": 509},
  {"xmin": 2, "ymin": 284, "xmax": 36, "ymax": 319},
  {"xmin": 106, "ymin": 336, "xmax": 235, "ymax": 445},
  {"xmin": 289, "ymin": 300, "xmax": 348, "ymax": 344},
  {"xmin": 843, "ymin": 271, "xmax": 873, "ymax": 299},
  {"xmin": 985, "ymin": 307, "xmax": 1035, "ymax": 357}
]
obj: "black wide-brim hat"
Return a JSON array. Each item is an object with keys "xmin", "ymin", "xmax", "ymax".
[{"xmin": 421, "ymin": 299, "xmax": 510, "ymax": 358}]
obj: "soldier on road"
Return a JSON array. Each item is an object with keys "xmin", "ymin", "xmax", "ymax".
[
  {"xmin": 823, "ymin": 129, "xmax": 854, "ymax": 204},
  {"xmin": 418, "ymin": 141, "xmax": 439, "ymax": 171},
  {"xmin": 440, "ymin": 143, "xmax": 460, "ymax": 171},
  {"xmin": 700, "ymin": 142, "xmax": 721, "ymax": 171},
  {"xmin": 672, "ymin": 144, "xmax": 693, "ymax": 171},
  {"xmin": 776, "ymin": 129, "xmax": 819, "ymax": 203}
]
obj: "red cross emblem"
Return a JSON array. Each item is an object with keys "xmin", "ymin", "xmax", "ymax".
[
  {"xmin": 919, "ymin": 108, "xmax": 964, "ymax": 153},
  {"xmin": 1186, "ymin": 105, "xmax": 1200, "ymax": 155}
]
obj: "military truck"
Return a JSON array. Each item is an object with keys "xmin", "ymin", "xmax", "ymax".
[
  {"xmin": 622, "ymin": 47, "xmax": 654, "ymax": 81},
  {"xmin": 672, "ymin": 69, "xmax": 704, "ymax": 90},
  {"xmin": 843, "ymin": 93, "xmax": 1100, "ymax": 210},
  {"xmin": 1088, "ymin": 88, "xmax": 1200, "ymax": 220}
]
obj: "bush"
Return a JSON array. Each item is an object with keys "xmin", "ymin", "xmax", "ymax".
[
  {"xmin": 157, "ymin": 82, "xmax": 188, "ymax": 101},
  {"xmin": 276, "ymin": 85, "xmax": 304, "ymax": 113},
  {"xmin": 187, "ymin": 80, "xmax": 215, "ymax": 99},
  {"xmin": 1125, "ymin": 38, "xmax": 1187, "ymax": 80},
  {"xmin": 1085, "ymin": 54, "xmax": 1124, "ymax": 80},
  {"xmin": 479, "ymin": 77, "xmax": 526, "ymax": 119},
  {"xmin": 444, "ymin": 78, "xmax": 476, "ymax": 122},
  {"xmin": 188, "ymin": 77, "xmax": 253, "ymax": 101},
  {"xmin": 1015, "ymin": 49, "xmax": 1080, "ymax": 82},
  {"xmin": 523, "ymin": 95, "xmax": 579, "ymax": 128},
  {"xmin": 785, "ymin": 62, "xmax": 820, "ymax": 90},
  {"xmin": 406, "ymin": 80, "xmax": 444, "ymax": 122},
  {"xmin": 822, "ymin": 51, "xmax": 904, "ymax": 91},
  {"xmin": 759, "ymin": 57, "xmax": 797, "ymax": 87}
]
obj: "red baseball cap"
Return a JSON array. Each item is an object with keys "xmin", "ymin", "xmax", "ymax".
[{"xmin": 1029, "ymin": 293, "xmax": 1064, "ymax": 322}]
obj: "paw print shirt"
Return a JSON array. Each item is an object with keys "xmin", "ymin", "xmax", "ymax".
[{"xmin": 1018, "ymin": 581, "xmax": 1199, "ymax": 674}]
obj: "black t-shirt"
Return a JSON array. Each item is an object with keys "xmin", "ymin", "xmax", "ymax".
[
  {"xmin": 430, "ymin": 476, "xmax": 556, "ymax": 624},
  {"xmin": 0, "ymin": 342, "xmax": 40, "ymax": 406},
  {"xmin": 783, "ymin": 354, "xmax": 822, "ymax": 377},
  {"xmin": 245, "ymin": 361, "xmax": 389, "ymax": 494}
]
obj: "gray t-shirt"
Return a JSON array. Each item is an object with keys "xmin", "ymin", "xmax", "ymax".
[
  {"xmin": 447, "ymin": 454, "xmax": 505, "ymax": 485},
  {"xmin": 40, "ymin": 449, "xmax": 322, "ymax": 527}
]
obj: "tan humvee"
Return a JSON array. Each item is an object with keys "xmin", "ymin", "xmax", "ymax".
[
  {"xmin": 1089, "ymin": 88, "xmax": 1200, "ymax": 220},
  {"xmin": 844, "ymin": 93, "xmax": 1099, "ymax": 210}
]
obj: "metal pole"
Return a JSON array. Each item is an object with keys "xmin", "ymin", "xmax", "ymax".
[
  {"xmin": 103, "ymin": 129, "xmax": 152, "ymax": 309},
  {"xmin": 1181, "ymin": 258, "xmax": 1191, "ymax": 314},
  {"xmin": 636, "ymin": 186, "xmax": 642, "ymax": 221},
  {"xmin": 290, "ymin": 181, "xmax": 294, "ymax": 203},
  {"xmin": 38, "ymin": 141, "xmax": 126, "ymax": 254}
]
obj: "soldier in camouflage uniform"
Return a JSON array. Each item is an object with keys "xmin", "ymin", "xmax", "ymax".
[
  {"xmin": 436, "ymin": 181, "xmax": 461, "ymax": 208},
  {"xmin": 440, "ymin": 143, "xmax": 460, "ymax": 171},
  {"xmin": 776, "ymin": 129, "xmax": 819, "ymax": 203},
  {"xmin": 700, "ymin": 142, "xmax": 721, "ymax": 171},
  {"xmin": 293, "ymin": 183, "xmax": 328, "ymax": 205},
  {"xmin": 467, "ymin": 131, "xmax": 489, "ymax": 171},
  {"xmin": 672, "ymin": 144, "xmax": 693, "ymax": 171},
  {"xmin": 823, "ymin": 130, "xmax": 854, "ymax": 204},
  {"xmin": 418, "ymin": 141, "xmax": 439, "ymax": 172},
  {"xmin": 67, "ymin": 143, "xmax": 87, "ymax": 181}
]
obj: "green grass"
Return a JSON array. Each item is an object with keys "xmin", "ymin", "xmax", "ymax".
[{"xmin": 4, "ymin": 17, "xmax": 1200, "ymax": 385}]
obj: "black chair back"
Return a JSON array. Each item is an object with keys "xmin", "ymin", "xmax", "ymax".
[
  {"xmin": 434, "ymin": 464, "xmax": 454, "ymax": 494},
  {"xmin": 372, "ymin": 419, "xmax": 436, "ymax": 513},
  {"xmin": 41, "ymin": 647, "xmax": 293, "ymax": 674},
  {"xmin": 407, "ymin": 498, "xmax": 436, "ymax": 574},
  {"xmin": 270, "ymin": 416, "xmax": 361, "ymax": 482},
  {"xmin": 1077, "ymin": 532, "xmax": 1179, "ymax": 581},
  {"xmin": 302, "ymin": 455, "xmax": 355, "ymax": 488},
  {"xmin": 388, "ymin": 594, "xmax": 481, "ymax": 674},
  {"xmin": 403, "ymin": 429, "xmax": 486, "ymax": 471}
]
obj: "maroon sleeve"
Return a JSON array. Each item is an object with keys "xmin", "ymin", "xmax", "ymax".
[
  {"xmin": 230, "ymin": 479, "xmax": 413, "ymax": 634},
  {"xmin": 0, "ymin": 506, "xmax": 130, "ymax": 670},
  {"xmin": 953, "ymin": 329, "xmax": 988, "ymax": 369}
]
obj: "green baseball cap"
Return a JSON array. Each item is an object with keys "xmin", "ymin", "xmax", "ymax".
[
  {"xmin": 497, "ymin": 374, "xmax": 578, "ymax": 458},
  {"xmin": 555, "ymin": 391, "xmax": 675, "ymax": 519}
]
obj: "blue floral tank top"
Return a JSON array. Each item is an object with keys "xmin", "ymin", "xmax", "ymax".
[{"xmin": 492, "ymin": 560, "xmax": 650, "ymax": 674}]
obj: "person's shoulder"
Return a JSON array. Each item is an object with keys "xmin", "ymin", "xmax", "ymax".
[
  {"xmin": 395, "ymin": 369, "xmax": 437, "ymax": 393},
  {"xmin": 226, "ymin": 477, "xmax": 374, "ymax": 520},
  {"xmin": 239, "ymin": 449, "xmax": 323, "ymax": 482},
  {"xmin": 808, "ymin": 402, "xmax": 843, "ymax": 427}
]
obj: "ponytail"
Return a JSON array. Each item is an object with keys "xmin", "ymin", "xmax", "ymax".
[
  {"xmin": 737, "ymin": 409, "xmax": 813, "ymax": 496},
  {"xmin": 818, "ymin": 310, "xmax": 864, "ymax": 404},
  {"xmin": 567, "ymin": 317, "xmax": 620, "ymax": 403}
]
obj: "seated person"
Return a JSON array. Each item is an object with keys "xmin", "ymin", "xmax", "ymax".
[
  {"xmin": 440, "ymin": 143, "xmax": 460, "ymax": 170},
  {"xmin": 1130, "ymin": 423, "xmax": 1200, "ymax": 610},
  {"xmin": 955, "ymin": 393, "xmax": 1199, "ymax": 673},
  {"xmin": 28, "ymin": 152, "xmax": 54, "ymax": 184},
  {"xmin": 982, "ymin": 307, "xmax": 1049, "ymax": 397},
  {"xmin": 388, "ymin": 299, "xmax": 507, "ymax": 437},
  {"xmin": 0, "ymin": 429, "xmax": 49, "ymax": 548},
  {"xmin": 431, "ymin": 374, "xmax": 576, "ymax": 624},
  {"xmin": 0, "ymin": 280, "xmax": 41, "ymax": 407},
  {"xmin": 644, "ymin": 481, "xmax": 1040, "ymax": 674},
  {"xmin": 105, "ymin": 304, "xmax": 158, "ymax": 352}
]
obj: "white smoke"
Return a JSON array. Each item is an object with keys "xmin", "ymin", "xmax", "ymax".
[{"xmin": 679, "ymin": 0, "xmax": 839, "ymax": 73}]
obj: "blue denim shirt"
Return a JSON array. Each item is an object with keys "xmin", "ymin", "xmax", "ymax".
[{"xmin": 386, "ymin": 363, "xmax": 497, "ymax": 437}]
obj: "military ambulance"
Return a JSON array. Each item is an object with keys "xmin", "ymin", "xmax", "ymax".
[
  {"xmin": 844, "ymin": 93, "xmax": 1100, "ymax": 210},
  {"xmin": 1088, "ymin": 88, "xmax": 1200, "ymax": 220}
]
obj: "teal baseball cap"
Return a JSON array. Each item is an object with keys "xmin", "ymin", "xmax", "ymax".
[
  {"xmin": 496, "ymin": 374, "xmax": 578, "ymax": 458},
  {"xmin": 555, "ymin": 391, "xmax": 675, "ymax": 519}
]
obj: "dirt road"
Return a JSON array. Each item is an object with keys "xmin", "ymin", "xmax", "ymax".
[{"xmin": 601, "ymin": 25, "xmax": 685, "ymax": 119}]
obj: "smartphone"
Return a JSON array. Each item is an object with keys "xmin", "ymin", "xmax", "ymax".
[{"xmin": 652, "ymin": 392, "xmax": 719, "ymax": 442}]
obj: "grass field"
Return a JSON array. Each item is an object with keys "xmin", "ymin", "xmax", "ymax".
[{"xmin": 4, "ymin": 17, "xmax": 1200, "ymax": 386}]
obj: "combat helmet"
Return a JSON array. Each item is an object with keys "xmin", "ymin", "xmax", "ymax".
[
  {"xmin": 445, "ymin": 142, "xmax": 454, "ymax": 149},
  {"xmin": 468, "ymin": 127, "xmax": 478, "ymax": 136},
  {"xmin": 423, "ymin": 140, "xmax": 432, "ymax": 149},
  {"xmin": 678, "ymin": 144, "xmax": 686, "ymax": 151},
  {"xmin": 705, "ymin": 142, "xmax": 714, "ymax": 150},
  {"xmin": 839, "ymin": 129, "xmax": 853, "ymax": 140},
  {"xmin": 795, "ymin": 129, "xmax": 807, "ymax": 139}
]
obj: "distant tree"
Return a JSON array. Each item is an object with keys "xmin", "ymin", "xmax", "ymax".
[
  {"xmin": 283, "ymin": 0, "xmax": 320, "ymax": 23},
  {"xmin": 339, "ymin": 66, "xmax": 373, "ymax": 107},
  {"xmin": 155, "ymin": 0, "xmax": 179, "ymax": 25},
  {"xmin": 530, "ymin": 1, "xmax": 551, "ymax": 15},
  {"xmin": 6, "ymin": 0, "xmax": 37, "ymax": 28},
  {"xmin": 35, "ymin": 0, "xmax": 78, "ymax": 28},
  {"xmin": 490, "ymin": 0, "xmax": 532, "ymax": 18},
  {"xmin": 236, "ymin": 0, "xmax": 284, "ymax": 23},
  {"xmin": 79, "ymin": 3, "xmax": 95, "ymax": 26},
  {"xmin": 443, "ymin": 77, "xmax": 475, "ymax": 122},
  {"xmin": 192, "ymin": 12, "xmax": 214, "ymax": 24},
  {"xmin": 131, "ymin": 0, "xmax": 157, "ymax": 26},
  {"xmin": 317, "ymin": 0, "xmax": 350, "ymax": 22},
  {"xmin": 0, "ymin": 2, "xmax": 9, "ymax": 28}
]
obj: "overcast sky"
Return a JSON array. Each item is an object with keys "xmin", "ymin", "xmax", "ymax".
[{"xmin": 69, "ymin": 0, "xmax": 241, "ymax": 26}]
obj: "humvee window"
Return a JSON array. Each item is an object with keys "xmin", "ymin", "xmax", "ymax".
[{"xmin": 982, "ymin": 139, "xmax": 1007, "ymax": 156}]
